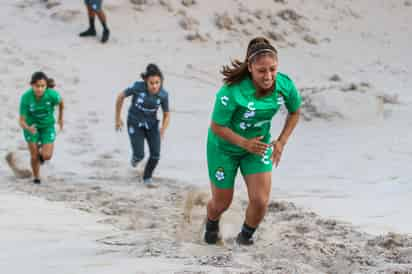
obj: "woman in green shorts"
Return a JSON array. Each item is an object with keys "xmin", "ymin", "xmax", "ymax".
[
  {"xmin": 19, "ymin": 72, "xmax": 64, "ymax": 184},
  {"xmin": 205, "ymin": 37, "xmax": 301, "ymax": 245}
]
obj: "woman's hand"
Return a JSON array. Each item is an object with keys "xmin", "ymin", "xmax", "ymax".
[
  {"xmin": 58, "ymin": 119, "xmax": 64, "ymax": 131},
  {"xmin": 27, "ymin": 125, "xmax": 37, "ymax": 135},
  {"xmin": 271, "ymin": 140, "xmax": 285, "ymax": 167},
  {"xmin": 242, "ymin": 136, "xmax": 270, "ymax": 156},
  {"xmin": 115, "ymin": 118, "xmax": 124, "ymax": 131},
  {"xmin": 160, "ymin": 127, "xmax": 166, "ymax": 139}
]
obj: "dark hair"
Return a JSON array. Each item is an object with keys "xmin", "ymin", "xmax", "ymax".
[
  {"xmin": 47, "ymin": 78, "xmax": 56, "ymax": 89},
  {"xmin": 221, "ymin": 37, "xmax": 278, "ymax": 85},
  {"xmin": 141, "ymin": 63, "xmax": 164, "ymax": 82},
  {"xmin": 30, "ymin": 71, "xmax": 55, "ymax": 88}
]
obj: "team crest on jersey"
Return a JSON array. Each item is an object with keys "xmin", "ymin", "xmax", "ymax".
[{"xmin": 215, "ymin": 167, "xmax": 225, "ymax": 181}]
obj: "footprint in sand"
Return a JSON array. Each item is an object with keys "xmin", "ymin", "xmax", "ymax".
[
  {"xmin": 87, "ymin": 111, "xmax": 99, "ymax": 124},
  {"xmin": 5, "ymin": 151, "xmax": 32, "ymax": 179},
  {"xmin": 7, "ymin": 57, "xmax": 24, "ymax": 67},
  {"xmin": 75, "ymin": 123, "xmax": 88, "ymax": 131},
  {"xmin": 50, "ymin": 9, "xmax": 81, "ymax": 22},
  {"xmin": 177, "ymin": 190, "xmax": 216, "ymax": 244}
]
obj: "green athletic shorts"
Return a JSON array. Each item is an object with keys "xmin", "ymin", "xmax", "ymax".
[
  {"xmin": 23, "ymin": 126, "xmax": 56, "ymax": 145},
  {"xmin": 207, "ymin": 141, "xmax": 273, "ymax": 189}
]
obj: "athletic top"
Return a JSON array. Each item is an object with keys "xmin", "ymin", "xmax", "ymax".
[
  {"xmin": 124, "ymin": 81, "xmax": 169, "ymax": 128},
  {"xmin": 208, "ymin": 72, "xmax": 301, "ymax": 154},
  {"xmin": 19, "ymin": 88, "xmax": 61, "ymax": 129}
]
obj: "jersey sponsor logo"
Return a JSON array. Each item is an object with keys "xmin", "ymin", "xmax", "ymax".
[
  {"xmin": 244, "ymin": 110, "xmax": 255, "ymax": 119},
  {"xmin": 220, "ymin": 96, "xmax": 229, "ymax": 106},
  {"xmin": 244, "ymin": 102, "xmax": 256, "ymax": 119},
  {"xmin": 215, "ymin": 167, "xmax": 225, "ymax": 181},
  {"xmin": 239, "ymin": 122, "xmax": 252, "ymax": 130},
  {"xmin": 243, "ymin": 102, "xmax": 256, "ymax": 119},
  {"xmin": 247, "ymin": 102, "xmax": 256, "ymax": 111},
  {"xmin": 137, "ymin": 105, "xmax": 157, "ymax": 112},
  {"xmin": 253, "ymin": 120, "xmax": 271, "ymax": 128}
]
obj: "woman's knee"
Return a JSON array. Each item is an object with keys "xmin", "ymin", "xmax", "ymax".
[
  {"xmin": 209, "ymin": 199, "xmax": 232, "ymax": 215},
  {"xmin": 30, "ymin": 154, "xmax": 39, "ymax": 162},
  {"xmin": 249, "ymin": 197, "xmax": 269, "ymax": 213},
  {"xmin": 42, "ymin": 152, "xmax": 53, "ymax": 161}
]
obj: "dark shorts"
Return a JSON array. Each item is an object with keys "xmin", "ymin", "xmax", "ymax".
[{"xmin": 84, "ymin": 0, "xmax": 102, "ymax": 11}]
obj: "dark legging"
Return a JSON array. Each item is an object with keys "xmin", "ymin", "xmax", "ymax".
[{"xmin": 127, "ymin": 120, "xmax": 160, "ymax": 180}]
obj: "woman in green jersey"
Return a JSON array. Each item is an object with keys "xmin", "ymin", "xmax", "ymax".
[
  {"xmin": 204, "ymin": 37, "xmax": 301, "ymax": 245},
  {"xmin": 19, "ymin": 72, "xmax": 64, "ymax": 184}
]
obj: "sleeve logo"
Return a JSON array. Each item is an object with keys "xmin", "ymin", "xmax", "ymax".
[{"xmin": 220, "ymin": 96, "xmax": 229, "ymax": 106}]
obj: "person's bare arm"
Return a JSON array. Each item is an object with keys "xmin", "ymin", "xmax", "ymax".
[
  {"xmin": 160, "ymin": 112, "xmax": 170, "ymax": 138},
  {"xmin": 115, "ymin": 92, "xmax": 125, "ymax": 131},
  {"xmin": 271, "ymin": 108, "xmax": 301, "ymax": 167},
  {"xmin": 19, "ymin": 116, "xmax": 36, "ymax": 134},
  {"xmin": 57, "ymin": 99, "xmax": 64, "ymax": 131}
]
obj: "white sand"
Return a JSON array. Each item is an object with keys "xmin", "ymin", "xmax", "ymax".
[{"xmin": 1, "ymin": 0, "xmax": 412, "ymax": 273}]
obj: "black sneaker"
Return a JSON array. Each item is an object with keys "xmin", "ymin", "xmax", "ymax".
[
  {"xmin": 204, "ymin": 230, "xmax": 221, "ymax": 244},
  {"xmin": 79, "ymin": 28, "xmax": 97, "ymax": 37},
  {"xmin": 33, "ymin": 178, "xmax": 41, "ymax": 184},
  {"xmin": 101, "ymin": 29, "xmax": 110, "ymax": 43},
  {"xmin": 236, "ymin": 232, "xmax": 254, "ymax": 246}
]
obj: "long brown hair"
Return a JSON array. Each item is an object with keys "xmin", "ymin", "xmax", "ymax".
[{"xmin": 221, "ymin": 37, "xmax": 278, "ymax": 85}]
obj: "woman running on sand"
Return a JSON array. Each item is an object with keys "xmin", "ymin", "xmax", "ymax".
[
  {"xmin": 19, "ymin": 72, "xmax": 64, "ymax": 184},
  {"xmin": 115, "ymin": 64, "xmax": 170, "ymax": 187},
  {"xmin": 204, "ymin": 37, "xmax": 301, "ymax": 245},
  {"xmin": 79, "ymin": 0, "xmax": 110, "ymax": 43}
]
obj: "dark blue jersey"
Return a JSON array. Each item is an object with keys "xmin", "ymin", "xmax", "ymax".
[{"xmin": 124, "ymin": 81, "xmax": 169, "ymax": 128}]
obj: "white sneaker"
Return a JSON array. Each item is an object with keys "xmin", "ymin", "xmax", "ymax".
[{"xmin": 143, "ymin": 178, "xmax": 157, "ymax": 188}]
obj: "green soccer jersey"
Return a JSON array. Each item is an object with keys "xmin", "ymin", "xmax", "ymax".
[
  {"xmin": 208, "ymin": 72, "xmax": 301, "ymax": 154},
  {"xmin": 19, "ymin": 88, "xmax": 61, "ymax": 129}
]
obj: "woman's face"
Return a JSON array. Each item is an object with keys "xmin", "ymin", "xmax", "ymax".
[
  {"xmin": 32, "ymin": 79, "xmax": 48, "ymax": 98},
  {"xmin": 146, "ymin": 75, "xmax": 162, "ymax": 94},
  {"xmin": 248, "ymin": 54, "xmax": 278, "ymax": 92}
]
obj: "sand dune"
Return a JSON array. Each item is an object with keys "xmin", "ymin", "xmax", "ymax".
[{"xmin": 1, "ymin": 0, "xmax": 412, "ymax": 273}]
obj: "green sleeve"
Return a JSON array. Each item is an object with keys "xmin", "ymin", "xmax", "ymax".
[
  {"xmin": 284, "ymin": 78, "xmax": 301, "ymax": 113},
  {"xmin": 211, "ymin": 85, "xmax": 237, "ymax": 126},
  {"xmin": 19, "ymin": 94, "xmax": 28, "ymax": 117},
  {"xmin": 50, "ymin": 89, "xmax": 62, "ymax": 106}
]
